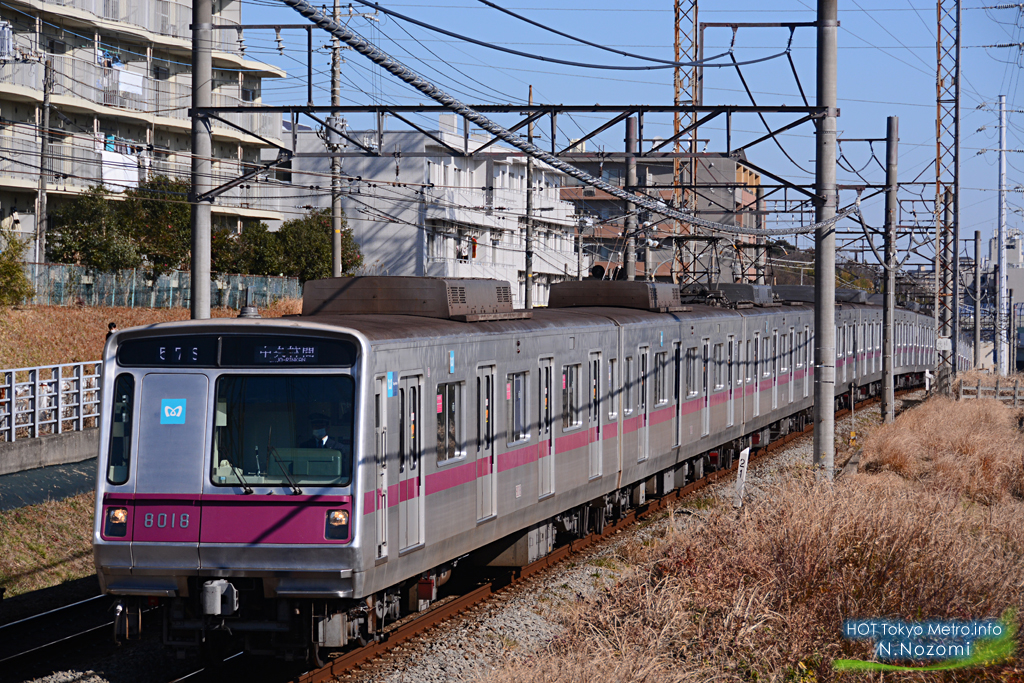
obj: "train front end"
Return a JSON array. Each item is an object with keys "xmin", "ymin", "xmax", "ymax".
[{"xmin": 92, "ymin": 319, "xmax": 370, "ymax": 658}]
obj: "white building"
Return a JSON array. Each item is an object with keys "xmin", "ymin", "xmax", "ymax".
[
  {"xmin": 284, "ymin": 114, "xmax": 587, "ymax": 306},
  {"xmin": 0, "ymin": 0, "xmax": 285, "ymax": 253}
]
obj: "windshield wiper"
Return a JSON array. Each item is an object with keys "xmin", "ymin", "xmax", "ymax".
[
  {"xmin": 267, "ymin": 426, "xmax": 303, "ymax": 495},
  {"xmin": 231, "ymin": 465, "xmax": 254, "ymax": 495}
]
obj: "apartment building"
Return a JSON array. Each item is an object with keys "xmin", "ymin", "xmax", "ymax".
[
  {"xmin": 282, "ymin": 114, "xmax": 585, "ymax": 306},
  {"xmin": 0, "ymin": 0, "xmax": 284, "ymax": 257},
  {"xmin": 560, "ymin": 151, "xmax": 763, "ymax": 283}
]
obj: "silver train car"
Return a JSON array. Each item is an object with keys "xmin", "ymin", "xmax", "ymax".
[{"xmin": 93, "ymin": 277, "xmax": 935, "ymax": 659}]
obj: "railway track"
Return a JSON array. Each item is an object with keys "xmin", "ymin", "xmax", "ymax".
[
  {"xmin": 290, "ymin": 386, "xmax": 921, "ymax": 683},
  {"xmin": 0, "ymin": 387, "xmax": 919, "ymax": 683}
]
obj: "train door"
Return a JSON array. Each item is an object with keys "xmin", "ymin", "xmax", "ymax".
[
  {"xmin": 374, "ymin": 377, "xmax": 388, "ymax": 560},
  {"xmin": 538, "ymin": 360, "xmax": 555, "ymax": 497},
  {"xmin": 752, "ymin": 333, "xmax": 760, "ymax": 417},
  {"xmin": 673, "ymin": 343, "xmax": 682, "ymax": 447},
  {"xmin": 588, "ymin": 352, "xmax": 603, "ymax": 477},
  {"xmin": 476, "ymin": 365, "xmax": 496, "ymax": 520},
  {"xmin": 787, "ymin": 330, "xmax": 795, "ymax": 403},
  {"xmin": 638, "ymin": 347, "xmax": 649, "ymax": 461},
  {"xmin": 701, "ymin": 339, "xmax": 710, "ymax": 437},
  {"xmin": 727, "ymin": 336, "xmax": 735, "ymax": 426},
  {"xmin": 771, "ymin": 331, "xmax": 779, "ymax": 411},
  {"xmin": 135, "ymin": 373, "xmax": 206, "ymax": 570},
  {"xmin": 398, "ymin": 375, "xmax": 423, "ymax": 550}
]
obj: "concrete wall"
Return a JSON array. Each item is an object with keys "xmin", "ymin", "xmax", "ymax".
[{"xmin": 0, "ymin": 429, "xmax": 99, "ymax": 477}]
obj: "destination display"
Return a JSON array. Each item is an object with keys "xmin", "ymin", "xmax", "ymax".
[{"xmin": 118, "ymin": 335, "xmax": 356, "ymax": 368}]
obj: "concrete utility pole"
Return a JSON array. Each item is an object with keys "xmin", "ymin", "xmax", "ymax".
[
  {"xmin": 975, "ymin": 230, "xmax": 982, "ymax": 368},
  {"xmin": 812, "ymin": 0, "xmax": 838, "ymax": 478},
  {"xmin": 525, "ymin": 86, "xmax": 534, "ymax": 309},
  {"xmin": 625, "ymin": 117, "xmax": 637, "ymax": 281},
  {"xmin": 881, "ymin": 116, "xmax": 897, "ymax": 423},
  {"xmin": 36, "ymin": 58, "xmax": 51, "ymax": 264},
  {"xmin": 331, "ymin": 0, "xmax": 343, "ymax": 278},
  {"xmin": 190, "ymin": 0, "xmax": 213, "ymax": 319},
  {"xmin": 998, "ymin": 94, "xmax": 1008, "ymax": 374}
]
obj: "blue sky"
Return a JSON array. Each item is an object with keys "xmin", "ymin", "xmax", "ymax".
[{"xmin": 237, "ymin": 0, "xmax": 1022, "ymax": 265}]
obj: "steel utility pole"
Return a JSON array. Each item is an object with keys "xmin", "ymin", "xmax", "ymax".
[
  {"xmin": 881, "ymin": 116, "xmax": 897, "ymax": 423},
  {"xmin": 625, "ymin": 117, "xmax": 637, "ymax": 281},
  {"xmin": 812, "ymin": 0, "xmax": 838, "ymax": 478},
  {"xmin": 190, "ymin": 0, "xmax": 213, "ymax": 319},
  {"xmin": 35, "ymin": 59, "xmax": 51, "ymax": 265},
  {"xmin": 525, "ymin": 85, "xmax": 534, "ymax": 309},
  {"xmin": 941, "ymin": 189, "xmax": 954, "ymax": 378},
  {"xmin": 331, "ymin": 0, "xmax": 342, "ymax": 277},
  {"xmin": 998, "ymin": 94, "xmax": 1008, "ymax": 374},
  {"xmin": 975, "ymin": 229, "xmax": 982, "ymax": 368}
]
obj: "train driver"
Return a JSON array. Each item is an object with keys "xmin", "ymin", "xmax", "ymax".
[{"xmin": 301, "ymin": 413, "xmax": 344, "ymax": 451}]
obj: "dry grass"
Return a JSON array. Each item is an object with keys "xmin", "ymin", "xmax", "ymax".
[
  {"xmin": 953, "ymin": 369, "xmax": 1024, "ymax": 392},
  {"xmin": 0, "ymin": 492, "xmax": 96, "ymax": 598},
  {"xmin": 0, "ymin": 299, "xmax": 302, "ymax": 368},
  {"xmin": 861, "ymin": 396, "xmax": 1024, "ymax": 504},
  {"xmin": 481, "ymin": 396, "xmax": 1024, "ymax": 683}
]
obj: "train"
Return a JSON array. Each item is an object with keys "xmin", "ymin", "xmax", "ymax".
[{"xmin": 92, "ymin": 276, "xmax": 936, "ymax": 661}]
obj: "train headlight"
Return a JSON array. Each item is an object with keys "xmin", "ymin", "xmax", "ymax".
[
  {"xmin": 325, "ymin": 509, "xmax": 350, "ymax": 540},
  {"xmin": 105, "ymin": 507, "xmax": 128, "ymax": 538}
]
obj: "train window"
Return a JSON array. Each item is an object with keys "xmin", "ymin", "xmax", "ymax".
[
  {"xmin": 654, "ymin": 352, "xmax": 667, "ymax": 405},
  {"xmin": 562, "ymin": 364, "xmax": 582, "ymax": 430},
  {"xmin": 211, "ymin": 375, "xmax": 355, "ymax": 488},
  {"xmin": 713, "ymin": 344, "xmax": 724, "ymax": 389},
  {"xmin": 746, "ymin": 340, "xmax": 753, "ymax": 381},
  {"xmin": 761, "ymin": 337, "xmax": 770, "ymax": 378},
  {"xmin": 779, "ymin": 334, "xmax": 788, "ymax": 373},
  {"xmin": 436, "ymin": 382, "xmax": 462, "ymax": 463},
  {"xmin": 624, "ymin": 357, "xmax": 634, "ymax": 413},
  {"xmin": 685, "ymin": 347, "xmax": 698, "ymax": 397},
  {"xmin": 106, "ymin": 373, "xmax": 134, "ymax": 485},
  {"xmin": 506, "ymin": 372, "xmax": 528, "ymax": 444},
  {"xmin": 608, "ymin": 358, "xmax": 618, "ymax": 419}
]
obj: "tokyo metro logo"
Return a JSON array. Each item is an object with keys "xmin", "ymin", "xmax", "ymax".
[{"xmin": 160, "ymin": 399, "xmax": 187, "ymax": 424}]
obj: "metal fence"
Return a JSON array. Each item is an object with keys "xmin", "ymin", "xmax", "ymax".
[
  {"xmin": 20, "ymin": 264, "xmax": 302, "ymax": 309},
  {"xmin": 1, "ymin": 362, "xmax": 102, "ymax": 442}
]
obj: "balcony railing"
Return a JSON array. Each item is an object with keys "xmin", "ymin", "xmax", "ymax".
[{"xmin": 36, "ymin": 0, "xmax": 218, "ymax": 48}]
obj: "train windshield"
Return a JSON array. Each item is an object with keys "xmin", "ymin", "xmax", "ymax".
[{"xmin": 211, "ymin": 375, "xmax": 355, "ymax": 488}]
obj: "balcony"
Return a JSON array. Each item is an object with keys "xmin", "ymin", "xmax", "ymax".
[{"xmin": 2, "ymin": 55, "xmax": 281, "ymax": 141}]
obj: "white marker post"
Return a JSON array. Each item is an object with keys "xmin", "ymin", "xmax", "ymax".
[{"xmin": 733, "ymin": 447, "xmax": 751, "ymax": 508}]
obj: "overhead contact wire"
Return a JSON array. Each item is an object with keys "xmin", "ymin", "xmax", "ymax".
[{"xmin": 279, "ymin": 0, "xmax": 859, "ymax": 238}]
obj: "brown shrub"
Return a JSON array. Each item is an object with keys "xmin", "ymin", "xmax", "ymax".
[
  {"xmin": 861, "ymin": 395, "xmax": 1024, "ymax": 504},
  {"xmin": 0, "ymin": 299, "xmax": 302, "ymax": 368},
  {"xmin": 483, "ymin": 478, "xmax": 1024, "ymax": 683}
]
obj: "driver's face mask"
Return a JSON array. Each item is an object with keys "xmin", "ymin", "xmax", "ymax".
[{"xmin": 312, "ymin": 427, "xmax": 327, "ymax": 439}]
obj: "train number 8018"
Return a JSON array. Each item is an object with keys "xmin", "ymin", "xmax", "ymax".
[{"xmin": 144, "ymin": 512, "xmax": 190, "ymax": 529}]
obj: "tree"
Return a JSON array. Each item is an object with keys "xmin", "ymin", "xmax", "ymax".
[
  {"xmin": 121, "ymin": 176, "xmax": 192, "ymax": 275},
  {"xmin": 0, "ymin": 224, "xmax": 33, "ymax": 305},
  {"xmin": 48, "ymin": 186, "xmax": 142, "ymax": 271},
  {"xmin": 277, "ymin": 208, "xmax": 362, "ymax": 282},
  {"xmin": 213, "ymin": 222, "xmax": 283, "ymax": 276}
]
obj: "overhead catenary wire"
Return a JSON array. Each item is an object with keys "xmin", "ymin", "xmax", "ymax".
[
  {"xmin": 279, "ymin": 0, "xmax": 860, "ymax": 238},
  {"xmin": 344, "ymin": 0, "xmax": 791, "ymax": 71}
]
